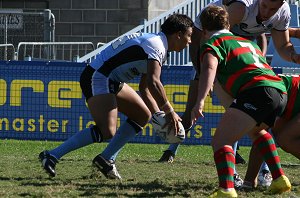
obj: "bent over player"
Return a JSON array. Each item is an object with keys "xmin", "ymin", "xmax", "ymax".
[{"xmin": 39, "ymin": 14, "xmax": 193, "ymax": 178}]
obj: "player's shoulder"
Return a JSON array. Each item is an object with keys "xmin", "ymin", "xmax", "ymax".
[
  {"xmin": 278, "ymin": 1, "xmax": 291, "ymax": 15},
  {"xmin": 142, "ymin": 32, "xmax": 168, "ymax": 52},
  {"xmin": 145, "ymin": 32, "xmax": 165, "ymax": 43}
]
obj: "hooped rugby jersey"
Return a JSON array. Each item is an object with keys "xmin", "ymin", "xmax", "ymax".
[
  {"xmin": 90, "ymin": 32, "xmax": 168, "ymax": 82},
  {"xmin": 200, "ymin": 30, "xmax": 286, "ymax": 97},
  {"xmin": 194, "ymin": 0, "xmax": 290, "ymax": 37},
  {"xmin": 279, "ymin": 75, "xmax": 300, "ymax": 120}
]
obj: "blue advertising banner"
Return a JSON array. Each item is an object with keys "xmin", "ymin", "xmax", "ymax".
[{"xmin": 0, "ymin": 60, "xmax": 253, "ymax": 145}]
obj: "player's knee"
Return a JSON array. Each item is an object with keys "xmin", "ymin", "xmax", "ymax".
[
  {"xmin": 136, "ymin": 109, "xmax": 152, "ymax": 126},
  {"xmin": 181, "ymin": 113, "xmax": 192, "ymax": 130},
  {"xmin": 90, "ymin": 125, "xmax": 104, "ymax": 143},
  {"xmin": 211, "ymin": 138, "xmax": 217, "ymax": 148},
  {"xmin": 127, "ymin": 118, "xmax": 143, "ymax": 134},
  {"xmin": 145, "ymin": 111, "xmax": 153, "ymax": 124},
  {"xmin": 91, "ymin": 125, "xmax": 116, "ymax": 141},
  {"xmin": 277, "ymin": 137, "xmax": 294, "ymax": 153},
  {"xmin": 280, "ymin": 143, "xmax": 293, "ymax": 155}
]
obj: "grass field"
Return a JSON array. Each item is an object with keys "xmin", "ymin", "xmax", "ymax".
[{"xmin": 0, "ymin": 139, "xmax": 299, "ymax": 197}]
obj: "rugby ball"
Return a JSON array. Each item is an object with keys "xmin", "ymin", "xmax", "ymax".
[{"xmin": 152, "ymin": 111, "xmax": 185, "ymax": 143}]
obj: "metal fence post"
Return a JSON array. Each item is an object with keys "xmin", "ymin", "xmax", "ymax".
[
  {"xmin": 4, "ymin": 15, "xmax": 8, "ymax": 44},
  {"xmin": 43, "ymin": 9, "xmax": 53, "ymax": 59}
]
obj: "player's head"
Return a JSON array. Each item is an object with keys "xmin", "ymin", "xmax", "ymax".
[
  {"xmin": 258, "ymin": 0, "xmax": 284, "ymax": 21},
  {"xmin": 161, "ymin": 14, "xmax": 193, "ymax": 52},
  {"xmin": 161, "ymin": 14, "xmax": 193, "ymax": 35},
  {"xmin": 200, "ymin": 5, "xmax": 230, "ymax": 32}
]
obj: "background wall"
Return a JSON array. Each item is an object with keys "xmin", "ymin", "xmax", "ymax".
[
  {"xmin": 0, "ymin": 0, "xmax": 186, "ymax": 46},
  {"xmin": 148, "ymin": 0, "xmax": 186, "ymax": 19}
]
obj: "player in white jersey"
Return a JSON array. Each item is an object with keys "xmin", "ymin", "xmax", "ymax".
[
  {"xmin": 204, "ymin": 0, "xmax": 290, "ymax": 37},
  {"xmin": 38, "ymin": 14, "xmax": 193, "ymax": 178}
]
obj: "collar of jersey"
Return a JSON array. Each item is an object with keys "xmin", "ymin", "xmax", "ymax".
[
  {"xmin": 159, "ymin": 32, "xmax": 168, "ymax": 51},
  {"xmin": 210, "ymin": 29, "xmax": 232, "ymax": 38}
]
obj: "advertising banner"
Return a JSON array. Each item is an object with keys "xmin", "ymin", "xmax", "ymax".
[{"xmin": 0, "ymin": 61, "xmax": 255, "ymax": 145}]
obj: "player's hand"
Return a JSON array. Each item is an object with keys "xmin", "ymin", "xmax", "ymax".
[
  {"xmin": 209, "ymin": 86, "xmax": 214, "ymax": 97},
  {"xmin": 163, "ymin": 111, "xmax": 182, "ymax": 136},
  {"xmin": 292, "ymin": 53, "xmax": 300, "ymax": 64},
  {"xmin": 190, "ymin": 101, "xmax": 205, "ymax": 125},
  {"xmin": 180, "ymin": 112, "xmax": 193, "ymax": 134}
]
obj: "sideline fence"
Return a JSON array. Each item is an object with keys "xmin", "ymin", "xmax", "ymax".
[
  {"xmin": 0, "ymin": 9, "xmax": 54, "ymax": 46},
  {"xmin": 0, "ymin": 44, "xmax": 16, "ymax": 60},
  {"xmin": 1, "ymin": 61, "xmax": 297, "ymax": 146},
  {"xmin": 16, "ymin": 42, "xmax": 95, "ymax": 61}
]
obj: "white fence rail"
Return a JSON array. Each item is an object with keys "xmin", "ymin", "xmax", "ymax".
[
  {"xmin": 17, "ymin": 42, "xmax": 95, "ymax": 61},
  {"xmin": 0, "ymin": 10, "xmax": 55, "ymax": 45},
  {"xmin": 78, "ymin": 0, "xmax": 212, "ymax": 65},
  {"xmin": 0, "ymin": 44, "xmax": 16, "ymax": 60},
  {"xmin": 96, "ymin": 42, "xmax": 106, "ymax": 48}
]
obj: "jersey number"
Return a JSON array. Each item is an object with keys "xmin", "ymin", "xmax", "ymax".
[{"xmin": 238, "ymin": 41, "xmax": 264, "ymax": 68}]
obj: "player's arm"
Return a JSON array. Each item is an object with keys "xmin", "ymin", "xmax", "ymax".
[
  {"xmin": 191, "ymin": 51, "xmax": 218, "ymax": 125},
  {"xmin": 256, "ymin": 33, "xmax": 267, "ymax": 56},
  {"xmin": 289, "ymin": 27, "xmax": 300, "ymax": 39},
  {"xmin": 271, "ymin": 29, "xmax": 300, "ymax": 63},
  {"xmin": 146, "ymin": 59, "xmax": 182, "ymax": 133},
  {"xmin": 146, "ymin": 60, "xmax": 169, "ymax": 110},
  {"xmin": 189, "ymin": 27, "xmax": 203, "ymax": 73},
  {"xmin": 139, "ymin": 73, "xmax": 160, "ymax": 114},
  {"xmin": 227, "ymin": 1, "xmax": 246, "ymax": 26}
]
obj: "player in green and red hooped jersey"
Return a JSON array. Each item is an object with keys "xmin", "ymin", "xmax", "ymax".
[
  {"xmin": 273, "ymin": 74, "xmax": 300, "ymax": 159},
  {"xmin": 190, "ymin": 5, "xmax": 291, "ymax": 197},
  {"xmin": 244, "ymin": 74, "xmax": 300, "ymax": 188}
]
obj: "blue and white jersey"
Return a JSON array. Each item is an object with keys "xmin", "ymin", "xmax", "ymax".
[
  {"xmin": 90, "ymin": 32, "xmax": 168, "ymax": 83},
  {"xmin": 194, "ymin": 0, "xmax": 290, "ymax": 37}
]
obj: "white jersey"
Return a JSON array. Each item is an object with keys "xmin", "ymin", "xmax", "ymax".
[
  {"xmin": 90, "ymin": 32, "xmax": 168, "ymax": 83},
  {"xmin": 194, "ymin": 0, "xmax": 290, "ymax": 37}
]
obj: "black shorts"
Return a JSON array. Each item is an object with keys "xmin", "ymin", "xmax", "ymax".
[
  {"xmin": 80, "ymin": 65, "xmax": 124, "ymax": 101},
  {"xmin": 230, "ymin": 86, "xmax": 287, "ymax": 127}
]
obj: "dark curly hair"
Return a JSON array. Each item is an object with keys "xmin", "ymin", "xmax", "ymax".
[{"xmin": 161, "ymin": 14, "xmax": 194, "ymax": 35}]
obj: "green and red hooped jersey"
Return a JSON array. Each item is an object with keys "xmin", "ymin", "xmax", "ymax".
[
  {"xmin": 279, "ymin": 74, "xmax": 300, "ymax": 120},
  {"xmin": 200, "ymin": 31, "xmax": 287, "ymax": 98}
]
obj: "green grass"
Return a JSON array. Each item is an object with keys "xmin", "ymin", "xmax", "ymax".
[{"xmin": 0, "ymin": 139, "xmax": 299, "ymax": 197}]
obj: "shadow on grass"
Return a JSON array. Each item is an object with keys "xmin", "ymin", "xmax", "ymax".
[
  {"xmin": 14, "ymin": 175, "xmax": 214, "ymax": 197},
  {"xmin": 75, "ymin": 179, "xmax": 214, "ymax": 197}
]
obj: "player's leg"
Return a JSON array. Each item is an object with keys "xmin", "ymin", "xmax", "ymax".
[
  {"xmin": 158, "ymin": 144, "xmax": 179, "ymax": 163},
  {"xmin": 39, "ymin": 93, "xmax": 118, "ymax": 176},
  {"xmin": 243, "ymin": 141, "xmax": 264, "ymax": 189},
  {"xmin": 243, "ymin": 129, "xmax": 273, "ymax": 190},
  {"xmin": 159, "ymin": 78, "xmax": 199, "ymax": 162},
  {"xmin": 251, "ymin": 131, "xmax": 291, "ymax": 194},
  {"xmin": 258, "ymin": 161, "xmax": 272, "ymax": 187},
  {"xmin": 211, "ymin": 107, "xmax": 259, "ymax": 197},
  {"xmin": 213, "ymin": 80, "xmax": 233, "ymax": 109},
  {"xmin": 232, "ymin": 141, "xmax": 244, "ymax": 189},
  {"xmin": 235, "ymin": 143, "xmax": 246, "ymax": 164},
  {"xmin": 39, "ymin": 68, "xmax": 118, "ymax": 177},
  {"xmin": 211, "ymin": 87, "xmax": 290, "ymax": 196},
  {"xmin": 244, "ymin": 114, "xmax": 300, "ymax": 190},
  {"xmin": 275, "ymin": 114, "xmax": 300, "ymax": 159},
  {"xmin": 93, "ymin": 83, "xmax": 151, "ymax": 179},
  {"xmin": 246, "ymin": 89, "xmax": 291, "ymax": 194}
]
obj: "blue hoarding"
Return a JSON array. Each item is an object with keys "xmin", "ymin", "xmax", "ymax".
[{"xmin": 0, "ymin": 60, "xmax": 252, "ymax": 145}]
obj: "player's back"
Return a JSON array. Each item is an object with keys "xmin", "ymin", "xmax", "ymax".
[{"xmin": 201, "ymin": 31, "xmax": 285, "ymax": 97}]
